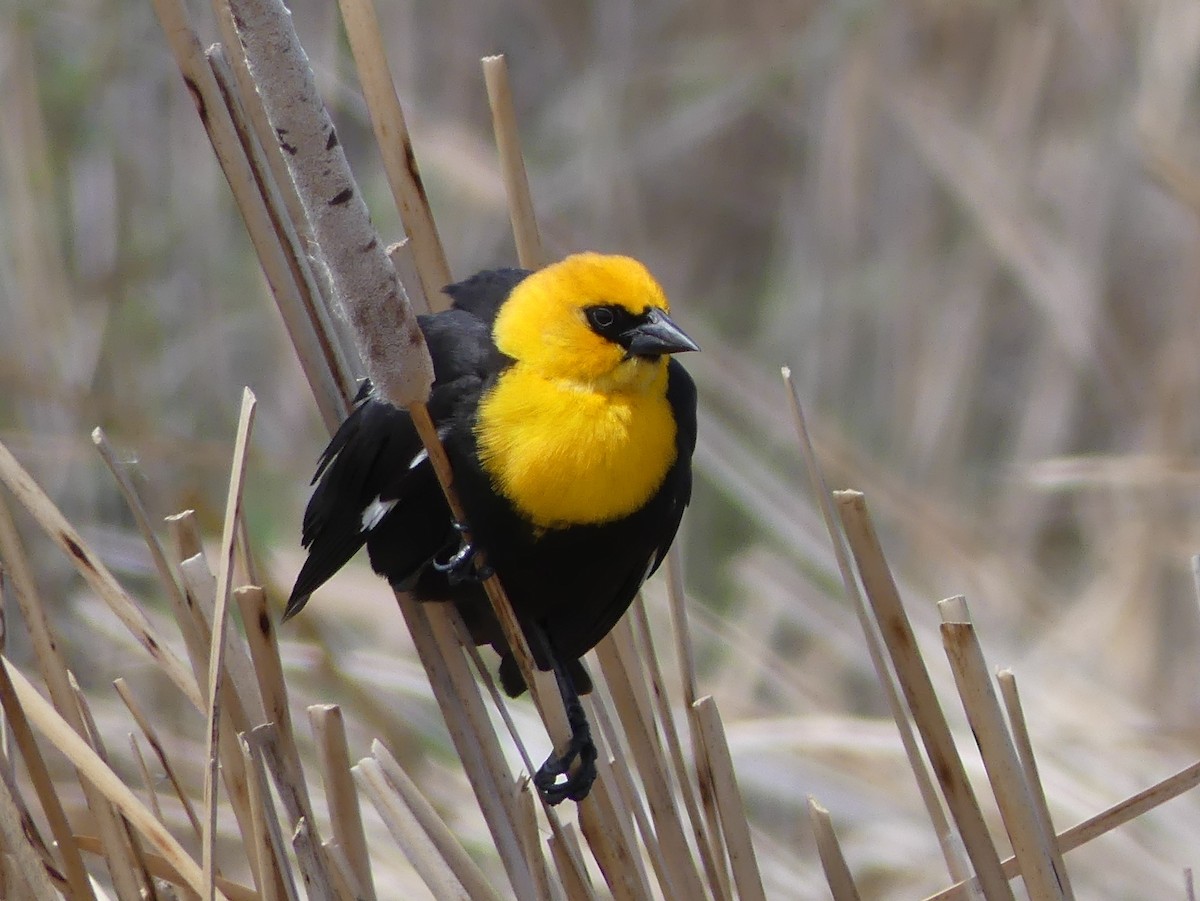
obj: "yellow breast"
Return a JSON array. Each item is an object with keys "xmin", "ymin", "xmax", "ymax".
[{"xmin": 475, "ymin": 364, "xmax": 678, "ymax": 529}]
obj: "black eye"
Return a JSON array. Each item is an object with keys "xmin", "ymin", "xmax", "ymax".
[{"xmin": 586, "ymin": 306, "xmax": 617, "ymax": 331}]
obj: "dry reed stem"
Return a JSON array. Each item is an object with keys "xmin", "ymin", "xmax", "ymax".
[
  {"xmin": 996, "ymin": 671, "xmax": 1075, "ymax": 901},
  {"xmin": 370, "ymin": 739, "xmax": 502, "ymax": 901},
  {"xmin": 238, "ymin": 735, "xmax": 292, "ymax": 901},
  {"xmin": 183, "ymin": 559, "xmax": 267, "ymax": 727},
  {"xmin": 166, "ymin": 511, "xmax": 204, "ymax": 563},
  {"xmin": 450, "ymin": 613, "xmax": 587, "ymax": 892},
  {"xmin": 0, "ymin": 506, "xmax": 141, "ymax": 901},
  {"xmin": 482, "ymin": 54, "xmax": 544, "ymax": 270},
  {"xmin": 113, "ymin": 678, "xmax": 203, "ymax": 843},
  {"xmin": 316, "ymin": 845, "xmax": 358, "ymax": 899},
  {"xmin": 74, "ymin": 836, "xmax": 256, "ymax": 901},
  {"xmin": 288, "ymin": 816, "xmax": 340, "ymax": 901},
  {"xmin": 2, "ymin": 657, "xmax": 228, "ymax": 900},
  {"xmin": 554, "ymin": 822, "xmax": 597, "ymax": 901},
  {"xmin": 149, "ymin": 0, "xmax": 351, "ymax": 431},
  {"xmin": 782, "ymin": 368, "xmax": 971, "ymax": 885},
  {"xmin": 320, "ymin": 840, "xmax": 366, "ymax": 901},
  {"xmin": 202, "ymin": 387, "xmax": 257, "ymax": 900},
  {"xmin": 938, "ymin": 597, "xmax": 1062, "ymax": 900},
  {"xmin": 353, "ymin": 758, "xmax": 475, "ymax": 900},
  {"xmin": 608, "ymin": 618, "xmax": 716, "ymax": 895},
  {"xmin": 833, "ymin": 490, "xmax": 1013, "ymax": 899},
  {"xmin": 229, "ymin": 0, "xmax": 433, "ymax": 405},
  {"xmin": 806, "ymin": 797, "xmax": 862, "ymax": 901},
  {"xmin": 207, "ymin": 0, "xmax": 327, "ymax": 314},
  {"xmin": 235, "ymin": 586, "xmax": 304, "ymax": 800},
  {"xmin": 69, "ymin": 672, "xmax": 153, "ymax": 901},
  {"xmin": 211, "ymin": 41, "xmax": 363, "ymax": 424},
  {"xmin": 604, "ymin": 618, "xmax": 709, "ymax": 896},
  {"xmin": 575, "ymin": 760, "xmax": 650, "ymax": 901},
  {"xmin": 178, "ymin": 554, "xmax": 266, "ymax": 878},
  {"xmin": 546, "ymin": 828, "xmax": 595, "ymax": 901},
  {"xmin": 235, "ymin": 516, "xmax": 261, "ymax": 590},
  {"xmin": 595, "ymin": 628, "xmax": 708, "ymax": 900},
  {"xmin": 92, "ymin": 427, "xmax": 209, "ymax": 679},
  {"xmin": 584, "ymin": 693, "xmax": 668, "ymax": 896},
  {"xmin": 665, "ymin": 551, "xmax": 701, "ymax": 708},
  {"xmin": 691, "ymin": 696, "xmax": 766, "ymax": 901},
  {"xmin": 0, "ymin": 503, "xmax": 95, "ymax": 900},
  {"xmin": 632, "ymin": 597, "xmax": 728, "ymax": 899},
  {"xmin": 666, "ymin": 550, "xmax": 730, "ymax": 897},
  {"xmin": 208, "ymin": 0, "xmax": 365, "ymax": 398},
  {"xmin": 127, "ymin": 733, "xmax": 164, "ymax": 827},
  {"xmin": 247, "ymin": 724, "xmax": 339, "ymax": 896},
  {"xmin": 929, "ymin": 753, "xmax": 1200, "ymax": 900},
  {"xmin": 452, "ymin": 616, "xmax": 539, "ymax": 780},
  {"xmin": 0, "ymin": 758, "xmax": 62, "ymax": 899},
  {"xmin": 0, "ymin": 440, "xmax": 203, "ymax": 710},
  {"xmin": 337, "ymin": 0, "xmax": 453, "ymax": 302},
  {"xmin": 393, "ymin": 592, "xmax": 536, "ymax": 896},
  {"xmin": 514, "ymin": 779, "xmax": 558, "ymax": 901},
  {"xmin": 307, "ymin": 705, "xmax": 376, "ymax": 900}
]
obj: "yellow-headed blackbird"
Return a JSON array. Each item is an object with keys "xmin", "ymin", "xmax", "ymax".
[{"xmin": 285, "ymin": 253, "xmax": 698, "ymax": 803}]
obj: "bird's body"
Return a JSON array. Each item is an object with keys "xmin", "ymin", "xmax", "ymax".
[{"xmin": 286, "ymin": 253, "xmax": 698, "ymax": 751}]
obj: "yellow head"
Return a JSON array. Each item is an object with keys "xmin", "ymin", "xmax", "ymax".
[{"xmin": 492, "ymin": 253, "xmax": 698, "ymax": 391}]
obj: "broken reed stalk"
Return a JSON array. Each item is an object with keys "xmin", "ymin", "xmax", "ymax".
[
  {"xmin": 926, "ymin": 754, "xmax": 1200, "ymax": 900},
  {"xmin": 937, "ymin": 597, "xmax": 1063, "ymax": 900},
  {"xmin": 0, "ymin": 501, "xmax": 95, "ymax": 901},
  {"xmin": 781, "ymin": 367, "xmax": 974, "ymax": 887},
  {"xmin": 2, "ymin": 657, "xmax": 229, "ymax": 900},
  {"xmin": 806, "ymin": 798, "xmax": 862, "ymax": 901},
  {"xmin": 483, "ymin": 54, "xmax": 544, "ymax": 270},
  {"xmin": 307, "ymin": 705, "xmax": 376, "ymax": 900},
  {"xmin": 202, "ymin": 388, "xmax": 257, "ymax": 900},
  {"xmin": 833, "ymin": 489, "xmax": 1015, "ymax": 900},
  {"xmin": 996, "ymin": 670, "xmax": 1075, "ymax": 901}
]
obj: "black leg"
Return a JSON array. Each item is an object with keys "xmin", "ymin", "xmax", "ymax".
[{"xmin": 528, "ymin": 624, "xmax": 598, "ymax": 805}]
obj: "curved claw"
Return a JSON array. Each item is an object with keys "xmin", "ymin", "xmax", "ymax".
[
  {"xmin": 533, "ymin": 733, "xmax": 598, "ymax": 805},
  {"xmin": 431, "ymin": 521, "xmax": 493, "ymax": 585}
]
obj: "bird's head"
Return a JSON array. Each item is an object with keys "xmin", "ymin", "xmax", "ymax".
[{"xmin": 492, "ymin": 253, "xmax": 699, "ymax": 392}]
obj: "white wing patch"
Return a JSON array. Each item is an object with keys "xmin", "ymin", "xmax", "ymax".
[
  {"xmin": 360, "ymin": 496, "xmax": 398, "ymax": 532},
  {"xmin": 359, "ymin": 447, "xmax": 429, "ymax": 531}
]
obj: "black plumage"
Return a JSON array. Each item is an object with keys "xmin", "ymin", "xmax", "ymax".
[{"xmin": 286, "ymin": 259, "xmax": 697, "ymax": 801}]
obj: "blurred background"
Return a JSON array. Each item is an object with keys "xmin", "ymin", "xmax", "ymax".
[{"xmin": 4, "ymin": 0, "xmax": 1200, "ymax": 896}]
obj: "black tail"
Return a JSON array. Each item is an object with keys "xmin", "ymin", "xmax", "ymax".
[{"xmin": 284, "ymin": 526, "xmax": 369, "ymax": 621}]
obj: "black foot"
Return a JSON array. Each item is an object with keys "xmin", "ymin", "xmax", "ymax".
[
  {"xmin": 533, "ymin": 727, "xmax": 597, "ymax": 805},
  {"xmin": 432, "ymin": 520, "xmax": 494, "ymax": 585},
  {"xmin": 528, "ymin": 625, "xmax": 598, "ymax": 805}
]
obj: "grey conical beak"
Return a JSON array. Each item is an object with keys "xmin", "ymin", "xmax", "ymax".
[{"xmin": 623, "ymin": 309, "xmax": 700, "ymax": 357}]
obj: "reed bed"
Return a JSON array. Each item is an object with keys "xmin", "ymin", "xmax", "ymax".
[{"xmin": 3, "ymin": 0, "xmax": 1200, "ymax": 898}]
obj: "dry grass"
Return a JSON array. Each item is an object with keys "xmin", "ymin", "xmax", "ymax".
[{"xmin": 3, "ymin": 0, "xmax": 1200, "ymax": 898}]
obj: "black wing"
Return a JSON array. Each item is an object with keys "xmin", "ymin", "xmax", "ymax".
[
  {"xmin": 285, "ymin": 273, "xmax": 522, "ymax": 619},
  {"xmin": 443, "ymin": 268, "xmax": 529, "ymax": 326}
]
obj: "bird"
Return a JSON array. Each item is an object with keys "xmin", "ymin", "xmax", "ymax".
[{"xmin": 284, "ymin": 252, "xmax": 698, "ymax": 803}]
